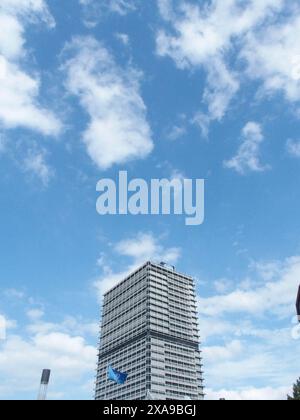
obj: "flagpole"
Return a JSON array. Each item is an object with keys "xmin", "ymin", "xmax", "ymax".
[
  {"xmin": 105, "ymin": 365, "xmax": 108, "ymax": 400},
  {"xmin": 297, "ymin": 285, "xmax": 300, "ymax": 323},
  {"xmin": 105, "ymin": 365, "xmax": 128, "ymax": 399}
]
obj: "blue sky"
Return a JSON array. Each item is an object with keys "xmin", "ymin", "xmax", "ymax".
[{"xmin": 0, "ymin": 0, "xmax": 300, "ymax": 400}]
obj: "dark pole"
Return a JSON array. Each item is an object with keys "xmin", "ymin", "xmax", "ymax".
[
  {"xmin": 296, "ymin": 285, "xmax": 300, "ymax": 323},
  {"xmin": 37, "ymin": 369, "xmax": 51, "ymax": 400}
]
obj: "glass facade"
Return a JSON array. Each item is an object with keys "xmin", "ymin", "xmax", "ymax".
[{"xmin": 95, "ymin": 262, "xmax": 204, "ymax": 400}]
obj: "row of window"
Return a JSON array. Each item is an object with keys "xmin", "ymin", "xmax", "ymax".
[
  {"xmin": 165, "ymin": 373, "xmax": 198, "ymax": 384},
  {"xmin": 149, "ymin": 270, "xmax": 193, "ymax": 286},
  {"xmin": 97, "ymin": 384, "xmax": 147, "ymax": 400},
  {"xmin": 164, "ymin": 343, "xmax": 198, "ymax": 354},
  {"xmin": 103, "ymin": 285, "xmax": 147, "ymax": 316},
  {"xmin": 165, "ymin": 381, "xmax": 199, "ymax": 392},
  {"xmin": 165, "ymin": 352, "xmax": 196, "ymax": 363},
  {"xmin": 104, "ymin": 272, "xmax": 147, "ymax": 306},
  {"xmin": 101, "ymin": 311, "xmax": 147, "ymax": 340},
  {"xmin": 102, "ymin": 298, "xmax": 147, "ymax": 326},
  {"xmin": 165, "ymin": 365, "xmax": 197, "ymax": 376},
  {"xmin": 100, "ymin": 324, "xmax": 146, "ymax": 352}
]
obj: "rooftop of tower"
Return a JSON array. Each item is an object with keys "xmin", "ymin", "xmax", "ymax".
[{"xmin": 103, "ymin": 260, "xmax": 194, "ymax": 297}]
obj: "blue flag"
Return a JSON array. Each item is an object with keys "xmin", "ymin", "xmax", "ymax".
[{"xmin": 108, "ymin": 366, "xmax": 128, "ymax": 385}]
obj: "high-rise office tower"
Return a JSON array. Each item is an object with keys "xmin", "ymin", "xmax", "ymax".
[{"xmin": 95, "ymin": 262, "xmax": 204, "ymax": 400}]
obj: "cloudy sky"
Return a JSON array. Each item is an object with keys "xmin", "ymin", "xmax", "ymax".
[{"xmin": 0, "ymin": 0, "xmax": 300, "ymax": 400}]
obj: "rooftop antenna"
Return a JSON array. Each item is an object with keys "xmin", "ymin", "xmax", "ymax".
[
  {"xmin": 37, "ymin": 369, "xmax": 51, "ymax": 401},
  {"xmin": 296, "ymin": 285, "xmax": 300, "ymax": 323},
  {"xmin": 160, "ymin": 262, "xmax": 175, "ymax": 270}
]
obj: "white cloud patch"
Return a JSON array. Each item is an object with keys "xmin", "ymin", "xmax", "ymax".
[
  {"xmin": 26, "ymin": 309, "xmax": 44, "ymax": 321},
  {"xmin": 80, "ymin": 0, "xmax": 136, "ymax": 15},
  {"xmin": 103, "ymin": 0, "xmax": 136, "ymax": 15},
  {"xmin": 0, "ymin": 133, "xmax": 7, "ymax": 153},
  {"xmin": 206, "ymin": 386, "xmax": 291, "ymax": 401},
  {"xmin": 0, "ymin": 13, "xmax": 24, "ymax": 60},
  {"xmin": 213, "ymin": 278, "xmax": 233, "ymax": 294},
  {"xmin": 26, "ymin": 314, "xmax": 99, "ymax": 338},
  {"xmin": 116, "ymin": 232, "xmax": 181, "ymax": 264},
  {"xmin": 23, "ymin": 148, "xmax": 54, "ymax": 186},
  {"xmin": 3, "ymin": 289, "xmax": 25, "ymax": 300},
  {"xmin": 0, "ymin": 332, "xmax": 96, "ymax": 398},
  {"xmin": 193, "ymin": 59, "xmax": 239, "ymax": 136},
  {"xmin": 79, "ymin": 0, "xmax": 136, "ymax": 27},
  {"xmin": 115, "ymin": 33, "xmax": 130, "ymax": 46},
  {"xmin": 203, "ymin": 326, "xmax": 299, "ymax": 396},
  {"xmin": 203, "ymin": 340, "xmax": 243, "ymax": 363},
  {"xmin": 224, "ymin": 122, "xmax": 269, "ymax": 174},
  {"xmin": 95, "ymin": 232, "xmax": 181, "ymax": 296},
  {"xmin": 0, "ymin": 314, "xmax": 17, "ymax": 340},
  {"xmin": 0, "ymin": 311, "xmax": 97, "ymax": 399},
  {"xmin": 167, "ymin": 125, "xmax": 186, "ymax": 141},
  {"xmin": 200, "ymin": 255, "xmax": 300, "ymax": 398},
  {"xmin": 0, "ymin": 0, "xmax": 55, "ymax": 24},
  {"xmin": 286, "ymin": 139, "xmax": 300, "ymax": 158},
  {"xmin": 199, "ymin": 255, "xmax": 300, "ymax": 318},
  {"xmin": 0, "ymin": 0, "xmax": 61, "ymax": 135},
  {"xmin": 156, "ymin": 0, "xmax": 300, "ymax": 132},
  {"xmin": 241, "ymin": 13, "xmax": 300, "ymax": 102},
  {"xmin": 63, "ymin": 37, "xmax": 153, "ymax": 170}
]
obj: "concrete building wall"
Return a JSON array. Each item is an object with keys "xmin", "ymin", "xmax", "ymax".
[{"xmin": 95, "ymin": 262, "xmax": 204, "ymax": 400}]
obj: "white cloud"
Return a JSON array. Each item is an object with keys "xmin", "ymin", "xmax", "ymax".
[
  {"xmin": 201, "ymin": 265, "xmax": 300, "ymax": 399},
  {"xmin": 0, "ymin": 315, "xmax": 6, "ymax": 340},
  {"xmin": 167, "ymin": 125, "xmax": 186, "ymax": 141},
  {"xmin": 95, "ymin": 232, "xmax": 181, "ymax": 296},
  {"xmin": 115, "ymin": 33, "xmax": 130, "ymax": 46},
  {"xmin": 26, "ymin": 309, "xmax": 44, "ymax": 321},
  {"xmin": 157, "ymin": 0, "xmax": 174, "ymax": 21},
  {"xmin": 0, "ymin": 133, "xmax": 7, "ymax": 153},
  {"xmin": 0, "ymin": 315, "xmax": 17, "ymax": 340},
  {"xmin": 201, "ymin": 304, "xmax": 299, "ymax": 398},
  {"xmin": 194, "ymin": 58, "xmax": 239, "ymax": 134},
  {"xmin": 0, "ymin": 14, "xmax": 24, "ymax": 60},
  {"xmin": 206, "ymin": 386, "xmax": 290, "ymax": 401},
  {"xmin": 203, "ymin": 340, "xmax": 243, "ymax": 363},
  {"xmin": 23, "ymin": 148, "xmax": 54, "ymax": 186},
  {"xmin": 3, "ymin": 289, "xmax": 25, "ymax": 300},
  {"xmin": 249, "ymin": 260, "xmax": 283, "ymax": 282},
  {"xmin": 199, "ymin": 316, "xmax": 236, "ymax": 341},
  {"xmin": 0, "ymin": 332, "xmax": 96, "ymax": 398},
  {"xmin": 157, "ymin": 2, "xmax": 241, "ymax": 131},
  {"xmin": 0, "ymin": 0, "xmax": 55, "ymax": 25},
  {"xmin": 79, "ymin": 0, "xmax": 136, "ymax": 27},
  {"xmin": 286, "ymin": 139, "xmax": 300, "ymax": 158},
  {"xmin": 0, "ymin": 58, "xmax": 61, "ymax": 135},
  {"xmin": 157, "ymin": 0, "xmax": 284, "ymax": 69},
  {"xmin": 157, "ymin": 0, "xmax": 300, "ymax": 131},
  {"xmin": 80, "ymin": 0, "xmax": 136, "ymax": 15},
  {"xmin": 199, "ymin": 255, "xmax": 300, "ymax": 318},
  {"xmin": 224, "ymin": 122, "xmax": 269, "ymax": 174},
  {"xmin": 241, "ymin": 13, "xmax": 300, "ymax": 102},
  {"xmin": 105, "ymin": 0, "xmax": 136, "ymax": 15},
  {"xmin": 204, "ymin": 331, "xmax": 299, "ymax": 393},
  {"xmin": 26, "ymin": 314, "xmax": 99, "ymax": 338},
  {"xmin": 116, "ymin": 232, "xmax": 181, "ymax": 264},
  {"xmin": 0, "ymin": 0, "xmax": 61, "ymax": 136},
  {"xmin": 213, "ymin": 278, "xmax": 233, "ymax": 294},
  {"xmin": 63, "ymin": 36, "xmax": 153, "ymax": 170},
  {"xmin": 0, "ymin": 310, "xmax": 97, "ymax": 399}
]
